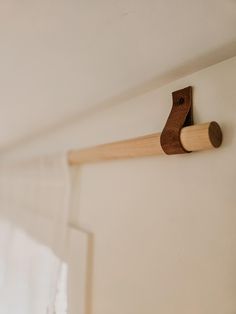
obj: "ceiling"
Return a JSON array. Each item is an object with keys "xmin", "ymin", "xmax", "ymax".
[{"xmin": 0, "ymin": 0, "xmax": 235, "ymax": 149}]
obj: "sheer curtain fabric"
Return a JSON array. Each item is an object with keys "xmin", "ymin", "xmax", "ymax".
[{"xmin": 0, "ymin": 155, "xmax": 70, "ymax": 314}]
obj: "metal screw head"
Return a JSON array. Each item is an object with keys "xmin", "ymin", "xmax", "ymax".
[{"xmin": 177, "ymin": 97, "xmax": 185, "ymax": 105}]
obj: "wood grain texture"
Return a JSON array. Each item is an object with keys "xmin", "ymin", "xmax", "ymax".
[{"xmin": 68, "ymin": 122, "xmax": 222, "ymax": 165}]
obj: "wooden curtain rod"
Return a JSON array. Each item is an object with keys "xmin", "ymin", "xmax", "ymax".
[
  {"xmin": 68, "ymin": 121, "xmax": 222, "ymax": 165},
  {"xmin": 68, "ymin": 87, "xmax": 222, "ymax": 165}
]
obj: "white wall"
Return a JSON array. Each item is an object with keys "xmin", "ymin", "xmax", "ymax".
[{"xmin": 2, "ymin": 56, "xmax": 236, "ymax": 314}]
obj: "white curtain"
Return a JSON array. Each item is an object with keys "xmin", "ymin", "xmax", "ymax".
[{"xmin": 0, "ymin": 155, "xmax": 70, "ymax": 314}]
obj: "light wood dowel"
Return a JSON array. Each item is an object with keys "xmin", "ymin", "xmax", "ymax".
[{"xmin": 68, "ymin": 121, "xmax": 222, "ymax": 165}]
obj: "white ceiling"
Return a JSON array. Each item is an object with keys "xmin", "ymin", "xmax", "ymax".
[{"xmin": 0, "ymin": 0, "xmax": 235, "ymax": 149}]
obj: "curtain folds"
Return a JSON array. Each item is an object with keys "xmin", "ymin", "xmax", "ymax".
[{"xmin": 0, "ymin": 154, "xmax": 70, "ymax": 313}]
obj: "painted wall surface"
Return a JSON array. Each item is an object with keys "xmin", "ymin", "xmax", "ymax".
[{"xmin": 2, "ymin": 57, "xmax": 236, "ymax": 314}]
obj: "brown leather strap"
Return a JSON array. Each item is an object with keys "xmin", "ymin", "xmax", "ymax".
[{"xmin": 160, "ymin": 86, "xmax": 193, "ymax": 154}]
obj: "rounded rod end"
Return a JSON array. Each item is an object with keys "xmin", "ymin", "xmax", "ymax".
[
  {"xmin": 180, "ymin": 121, "xmax": 223, "ymax": 152},
  {"xmin": 208, "ymin": 121, "xmax": 223, "ymax": 148}
]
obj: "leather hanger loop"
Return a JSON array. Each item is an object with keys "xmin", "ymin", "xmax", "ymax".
[{"xmin": 160, "ymin": 86, "xmax": 193, "ymax": 154}]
